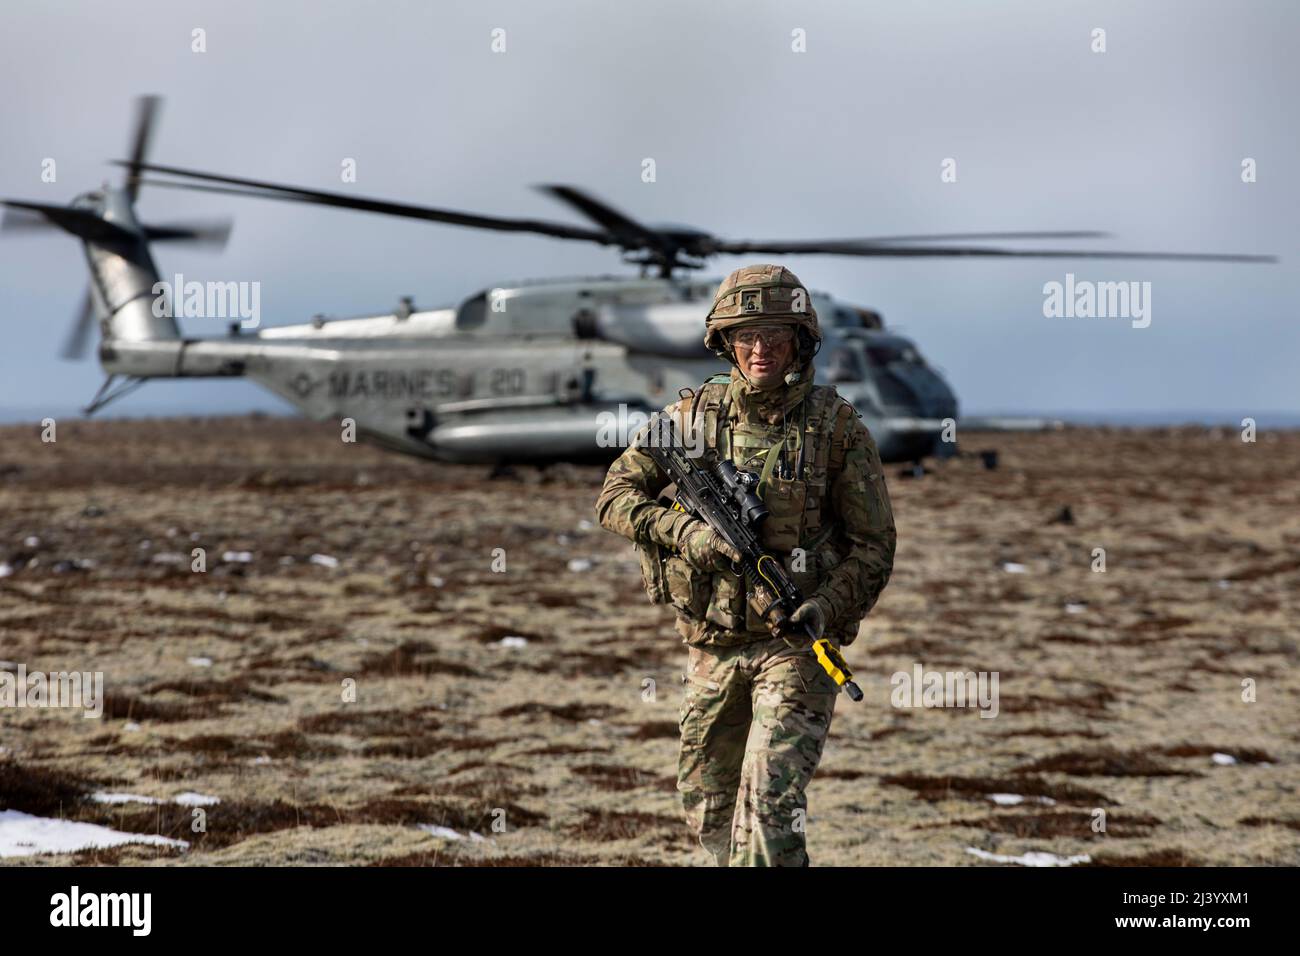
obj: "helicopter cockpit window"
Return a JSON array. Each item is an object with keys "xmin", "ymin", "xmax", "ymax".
[
  {"xmin": 866, "ymin": 343, "xmax": 925, "ymax": 367},
  {"xmin": 827, "ymin": 345, "xmax": 866, "ymax": 383},
  {"xmin": 455, "ymin": 292, "xmax": 489, "ymax": 330}
]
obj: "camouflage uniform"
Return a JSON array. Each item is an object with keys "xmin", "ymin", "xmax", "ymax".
[{"xmin": 595, "ymin": 265, "xmax": 896, "ymax": 866}]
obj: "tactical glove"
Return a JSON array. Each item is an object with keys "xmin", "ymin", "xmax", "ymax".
[
  {"xmin": 785, "ymin": 597, "xmax": 828, "ymax": 646},
  {"xmin": 679, "ymin": 522, "xmax": 742, "ymax": 572}
]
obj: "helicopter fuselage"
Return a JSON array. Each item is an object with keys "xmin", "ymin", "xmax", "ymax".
[{"xmin": 100, "ymin": 274, "xmax": 959, "ymax": 464}]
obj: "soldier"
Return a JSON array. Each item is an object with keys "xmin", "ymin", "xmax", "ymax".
[{"xmin": 596, "ymin": 263, "xmax": 896, "ymax": 866}]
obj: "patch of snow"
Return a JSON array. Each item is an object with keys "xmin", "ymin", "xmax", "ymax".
[
  {"xmin": 91, "ymin": 792, "xmax": 163, "ymax": 806},
  {"xmin": 1001, "ymin": 562, "xmax": 1027, "ymax": 574},
  {"xmin": 1064, "ymin": 603, "xmax": 1086, "ymax": 614},
  {"xmin": 0, "ymin": 809, "xmax": 187, "ymax": 858},
  {"xmin": 123, "ymin": 722, "xmax": 142, "ymax": 732},
  {"xmin": 577, "ymin": 519, "xmax": 594, "ymax": 531},
  {"xmin": 187, "ymin": 657, "xmax": 213, "ymax": 668},
  {"xmin": 418, "ymin": 824, "xmax": 465, "ymax": 841},
  {"xmin": 151, "ymin": 552, "xmax": 186, "ymax": 565},
  {"xmin": 497, "ymin": 636, "xmax": 528, "ymax": 648},
  {"xmin": 988, "ymin": 793, "xmax": 1057, "ymax": 807},
  {"xmin": 23, "ymin": 536, "xmax": 40, "ymax": 548},
  {"xmin": 966, "ymin": 847, "xmax": 1089, "ymax": 867},
  {"xmin": 429, "ymin": 575, "xmax": 446, "ymax": 587},
  {"xmin": 1211, "ymin": 752, "xmax": 1237, "ymax": 766},
  {"xmin": 93, "ymin": 791, "xmax": 222, "ymax": 809},
  {"xmin": 309, "ymin": 553, "xmax": 339, "ymax": 568},
  {"xmin": 221, "ymin": 550, "xmax": 253, "ymax": 563},
  {"xmin": 172, "ymin": 792, "xmax": 220, "ymax": 807},
  {"xmin": 567, "ymin": 558, "xmax": 593, "ymax": 573},
  {"xmin": 0, "ymin": 563, "xmax": 12, "ymax": 579}
]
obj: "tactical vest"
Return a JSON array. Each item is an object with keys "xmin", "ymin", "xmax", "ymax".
[{"xmin": 645, "ymin": 374, "xmax": 857, "ymax": 644}]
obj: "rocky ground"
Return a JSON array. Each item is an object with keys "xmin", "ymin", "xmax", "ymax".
[{"xmin": 0, "ymin": 415, "xmax": 1296, "ymax": 866}]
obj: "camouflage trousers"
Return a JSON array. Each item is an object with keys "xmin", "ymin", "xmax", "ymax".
[{"xmin": 676, "ymin": 634, "xmax": 839, "ymax": 867}]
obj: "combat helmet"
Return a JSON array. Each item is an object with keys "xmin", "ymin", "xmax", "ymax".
[{"xmin": 703, "ymin": 263, "xmax": 821, "ymax": 364}]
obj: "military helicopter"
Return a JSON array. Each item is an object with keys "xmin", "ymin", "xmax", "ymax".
[{"xmin": 2, "ymin": 98, "xmax": 1276, "ymax": 465}]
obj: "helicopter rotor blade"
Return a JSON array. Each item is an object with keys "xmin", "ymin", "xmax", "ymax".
[
  {"xmin": 0, "ymin": 199, "xmax": 137, "ymax": 244},
  {"xmin": 120, "ymin": 163, "xmax": 1276, "ymax": 267},
  {"xmin": 535, "ymin": 184, "xmax": 670, "ymax": 254},
  {"xmin": 118, "ymin": 161, "xmax": 616, "ymax": 245},
  {"xmin": 1, "ymin": 205, "xmax": 61, "ymax": 234},
  {"xmin": 143, "ymin": 217, "xmax": 233, "ymax": 249},
  {"xmin": 703, "ymin": 232, "xmax": 1115, "ymax": 252},
  {"xmin": 123, "ymin": 95, "xmax": 162, "ymax": 203},
  {"xmin": 846, "ymin": 231, "xmax": 1112, "ymax": 244},
  {"xmin": 135, "ymin": 179, "xmax": 322, "ymax": 205},
  {"xmin": 60, "ymin": 287, "xmax": 97, "ymax": 360},
  {"xmin": 711, "ymin": 238, "xmax": 1277, "ymax": 264}
]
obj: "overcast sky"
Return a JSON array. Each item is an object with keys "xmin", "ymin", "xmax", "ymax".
[{"xmin": 1, "ymin": 0, "xmax": 1295, "ymax": 422}]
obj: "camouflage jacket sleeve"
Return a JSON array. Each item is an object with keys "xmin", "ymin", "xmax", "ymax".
[
  {"xmin": 811, "ymin": 418, "xmax": 896, "ymax": 623},
  {"xmin": 595, "ymin": 402, "xmax": 700, "ymax": 550}
]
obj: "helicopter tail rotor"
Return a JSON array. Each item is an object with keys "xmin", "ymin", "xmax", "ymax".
[
  {"xmin": 1, "ymin": 97, "xmax": 232, "ymax": 361},
  {"xmin": 122, "ymin": 95, "xmax": 161, "ymax": 204}
]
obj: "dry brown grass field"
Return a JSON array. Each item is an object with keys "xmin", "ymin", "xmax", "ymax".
[{"xmin": 1, "ymin": 415, "xmax": 1296, "ymax": 866}]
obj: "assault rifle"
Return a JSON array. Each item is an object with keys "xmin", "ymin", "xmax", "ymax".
[{"xmin": 639, "ymin": 410, "xmax": 864, "ymax": 701}]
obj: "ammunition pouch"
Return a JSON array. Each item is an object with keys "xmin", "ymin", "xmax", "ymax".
[
  {"xmin": 666, "ymin": 554, "xmax": 711, "ymax": 617},
  {"xmin": 635, "ymin": 538, "xmax": 672, "ymax": 605},
  {"xmin": 707, "ymin": 568, "xmax": 747, "ymax": 631},
  {"xmin": 637, "ymin": 540, "xmax": 712, "ymax": 619}
]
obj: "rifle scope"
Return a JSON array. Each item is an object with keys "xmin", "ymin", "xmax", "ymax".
[{"xmin": 714, "ymin": 459, "xmax": 769, "ymax": 528}]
